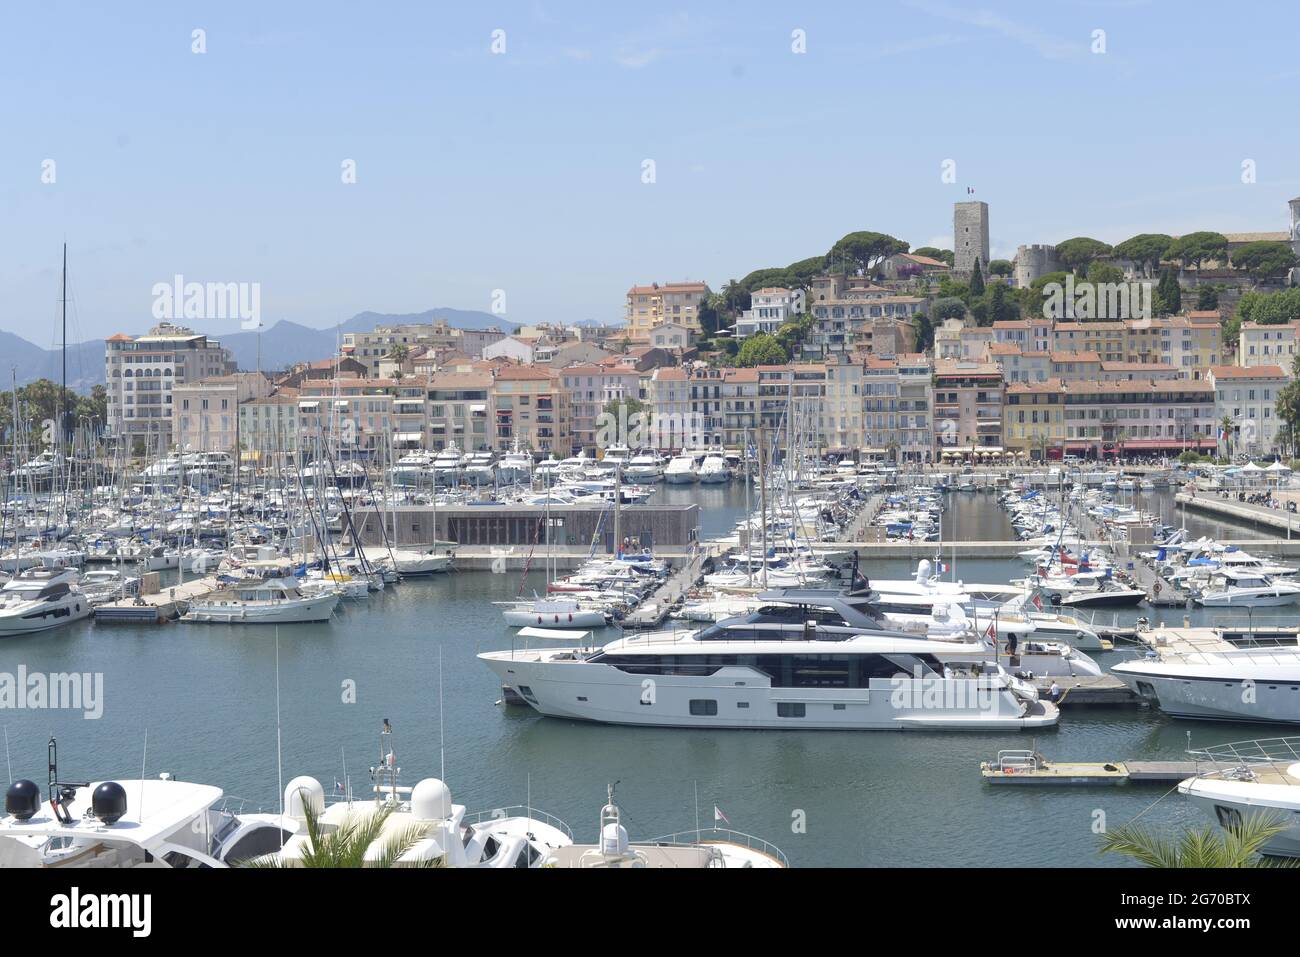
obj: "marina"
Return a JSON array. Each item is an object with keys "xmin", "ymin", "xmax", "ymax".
[{"xmin": 5, "ymin": 454, "xmax": 1300, "ymax": 867}]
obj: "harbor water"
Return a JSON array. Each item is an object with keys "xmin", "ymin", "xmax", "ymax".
[{"xmin": 0, "ymin": 484, "xmax": 1287, "ymax": 867}]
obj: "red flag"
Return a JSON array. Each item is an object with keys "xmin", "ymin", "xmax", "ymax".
[
  {"xmin": 1031, "ymin": 592, "xmax": 1043, "ymax": 610},
  {"xmin": 985, "ymin": 620, "xmax": 997, "ymax": 640}
]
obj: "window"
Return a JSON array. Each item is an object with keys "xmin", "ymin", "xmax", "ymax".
[
  {"xmin": 777, "ymin": 702, "xmax": 806, "ymax": 718},
  {"xmin": 689, "ymin": 699, "xmax": 718, "ymax": 716}
]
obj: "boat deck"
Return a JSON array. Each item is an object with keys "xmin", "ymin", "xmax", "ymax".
[{"xmin": 93, "ymin": 576, "xmax": 217, "ymax": 624}]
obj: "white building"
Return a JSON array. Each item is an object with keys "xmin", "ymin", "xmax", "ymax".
[
  {"xmin": 1209, "ymin": 365, "xmax": 1288, "ymax": 458},
  {"xmin": 735, "ymin": 287, "xmax": 797, "ymax": 340}
]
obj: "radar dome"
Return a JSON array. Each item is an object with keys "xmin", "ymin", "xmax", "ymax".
[
  {"xmin": 92, "ymin": 782, "xmax": 129, "ymax": 825},
  {"xmin": 5, "ymin": 780, "xmax": 40, "ymax": 821},
  {"xmin": 284, "ymin": 776, "xmax": 325, "ymax": 821},
  {"xmin": 411, "ymin": 778, "xmax": 452, "ymax": 821},
  {"xmin": 600, "ymin": 821, "xmax": 629, "ymax": 857}
]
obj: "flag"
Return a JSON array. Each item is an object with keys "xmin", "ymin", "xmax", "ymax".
[
  {"xmin": 714, "ymin": 806, "xmax": 729, "ymax": 825},
  {"xmin": 985, "ymin": 620, "xmax": 997, "ymax": 641},
  {"xmin": 938, "ymin": 561, "xmax": 948, "ymax": 573},
  {"xmin": 1031, "ymin": 592, "xmax": 1043, "ymax": 611},
  {"xmin": 334, "ymin": 779, "xmax": 344, "ymax": 795}
]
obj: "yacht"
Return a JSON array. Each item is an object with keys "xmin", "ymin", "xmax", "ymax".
[
  {"xmin": 182, "ymin": 578, "xmax": 339, "ymax": 624},
  {"xmin": 1195, "ymin": 569, "xmax": 1300, "ymax": 608},
  {"xmin": 496, "ymin": 445, "xmax": 534, "ymax": 484},
  {"xmin": 462, "ymin": 451, "xmax": 496, "ymax": 484},
  {"xmin": 544, "ymin": 785, "xmax": 786, "ymax": 868},
  {"xmin": 383, "ymin": 542, "xmax": 456, "ymax": 575},
  {"xmin": 0, "ymin": 567, "xmax": 92, "ymax": 637},
  {"xmin": 664, "ymin": 453, "xmax": 699, "ymax": 485},
  {"xmin": 698, "ymin": 454, "xmax": 730, "ymax": 485},
  {"xmin": 1112, "ymin": 647, "xmax": 1300, "ymax": 723},
  {"xmin": 480, "ymin": 629, "xmax": 1058, "ymax": 730},
  {"xmin": 497, "ymin": 597, "xmax": 610, "ymax": 629},
  {"xmin": 431, "ymin": 444, "xmax": 463, "ymax": 483},
  {"xmin": 391, "ymin": 450, "xmax": 436, "ymax": 486},
  {"xmin": 624, "ymin": 451, "xmax": 666, "ymax": 483},
  {"xmin": 1177, "ymin": 737, "xmax": 1300, "ymax": 857}
]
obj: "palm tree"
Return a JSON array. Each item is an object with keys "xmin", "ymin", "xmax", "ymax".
[
  {"xmin": 244, "ymin": 791, "xmax": 445, "ymax": 868},
  {"xmin": 1100, "ymin": 812, "xmax": 1295, "ymax": 868}
]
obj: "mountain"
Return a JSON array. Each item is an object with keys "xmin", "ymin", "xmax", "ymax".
[{"xmin": 1, "ymin": 307, "xmax": 522, "ymax": 390}]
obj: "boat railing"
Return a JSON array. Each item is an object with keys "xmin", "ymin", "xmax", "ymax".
[
  {"xmin": 463, "ymin": 805, "xmax": 574, "ymax": 840},
  {"xmin": 648, "ymin": 827, "xmax": 789, "ymax": 867},
  {"xmin": 991, "ymin": 749, "xmax": 1040, "ymax": 772},
  {"xmin": 1187, "ymin": 737, "xmax": 1300, "ymax": 782}
]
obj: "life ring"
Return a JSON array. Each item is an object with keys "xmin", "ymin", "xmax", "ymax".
[{"xmin": 1153, "ymin": 581, "xmax": 1162, "ymax": 595}]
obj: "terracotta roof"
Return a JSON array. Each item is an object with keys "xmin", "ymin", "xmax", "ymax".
[
  {"xmin": 493, "ymin": 365, "xmax": 557, "ymax": 382},
  {"xmin": 1209, "ymin": 365, "xmax": 1286, "ymax": 379}
]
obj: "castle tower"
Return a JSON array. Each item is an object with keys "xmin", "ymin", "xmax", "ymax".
[{"xmin": 954, "ymin": 201, "xmax": 990, "ymax": 276}]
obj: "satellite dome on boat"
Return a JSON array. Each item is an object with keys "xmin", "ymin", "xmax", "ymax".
[
  {"xmin": 411, "ymin": 778, "xmax": 452, "ymax": 821},
  {"xmin": 5, "ymin": 779, "xmax": 40, "ymax": 820},
  {"xmin": 92, "ymin": 781, "xmax": 129, "ymax": 825},
  {"xmin": 284, "ymin": 776, "xmax": 325, "ymax": 821}
]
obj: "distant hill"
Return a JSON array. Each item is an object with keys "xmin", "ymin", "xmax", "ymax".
[{"xmin": 2, "ymin": 307, "xmax": 520, "ymax": 389}]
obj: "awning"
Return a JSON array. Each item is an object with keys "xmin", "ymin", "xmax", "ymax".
[
  {"xmin": 334, "ymin": 399, "xmax": 350, "ymax": 408},
  {"xmin": 298, "ymin": 401, "xmax": 320, "ymax": 411},
  {"xmin": 470, "ymin": 404, "xmax": 487, "ymax": 413},
  {"xmin": 393, "ymin": 432, "xmax": 423, "ymax": 442}
]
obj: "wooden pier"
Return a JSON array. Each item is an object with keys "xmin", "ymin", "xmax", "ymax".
[{"xmin": 1030, "ymin": 674, "xmax": 1140, "ymax": 706}]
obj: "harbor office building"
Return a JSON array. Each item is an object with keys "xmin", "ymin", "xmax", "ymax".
[{"xmin": 351, "ymin": 503, "xmax": 699, "ymax": 552}]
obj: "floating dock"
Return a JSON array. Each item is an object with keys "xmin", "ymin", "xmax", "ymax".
[
  {"xmin": 93, "ymin": 577, "xmax": 216, "ymax": 624},
  {"xmin": 1030, "ymin": 674, "xmax": 1139, "ymax": 706},
  {"xmin": 981, "ymin": 750, "xmax": 1240, "ymax": 785}
]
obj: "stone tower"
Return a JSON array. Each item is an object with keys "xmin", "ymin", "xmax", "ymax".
[{"xmin": 954, "ymin": 201, "xmax": 990, "ymax": 276}]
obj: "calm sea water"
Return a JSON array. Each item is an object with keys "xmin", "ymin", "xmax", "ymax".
[{"xmin": 0, "ymin": 484, "xmax": 1288, "ymax": 867}]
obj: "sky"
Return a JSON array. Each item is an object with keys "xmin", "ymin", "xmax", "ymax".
[{"xmin": 2, "ymin": 0, "xmax": 1299, "ymax": 347}]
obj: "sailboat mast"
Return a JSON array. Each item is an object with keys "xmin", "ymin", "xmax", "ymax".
[{"xmin": 60, "ymin": 243, "xmax": 67, "ymax": 452}]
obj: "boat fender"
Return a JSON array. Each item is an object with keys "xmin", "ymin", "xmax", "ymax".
[{"xmin": 568, "ymin": 613, "xmax": 573, "ymax": 622}]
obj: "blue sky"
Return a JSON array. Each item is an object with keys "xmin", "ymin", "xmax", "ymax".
[{"xmin": 2, "ymin": 0, "xmax": 1298, "ymax": 345}]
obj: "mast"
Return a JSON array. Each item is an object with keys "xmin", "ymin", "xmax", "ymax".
[{"xmin": 60, "ymin": 243, "xmax": 67, "ymax": 454}]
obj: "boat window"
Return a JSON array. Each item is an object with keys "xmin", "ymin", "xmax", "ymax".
[
  {"xmin": 222, "ymin": 827, "xmax": 295, "ymax": 865},
  {"xmin": 689, "ymin": 700, "xmax": 718, "ymax": 716},
  {"xmin": 777, "ymin": 703, "xmax": 806, "ymax": 718}
]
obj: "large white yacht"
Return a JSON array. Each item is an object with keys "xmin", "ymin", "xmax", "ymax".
[
  {"xmin": 1112, "ymin": 647, "xmax": 1300, "ymax": 723},
  {"xmin": 1194, "ymin": 569, "xmax": 1300, "ymax": 607},
  {"xmin": 1177, "ymin": 737, "xmax": 1300, "ymax": 857},
  {"xmin": 698, "ymin": 454, "xmax": 730, "ymax": 484},
  {"xmin": 624, "ymin": 451, "xmax": 666, "ymax": 483},
  {"xmin": 480, "ymin": 627, "xmax": 1058, "ymax": 730},
  {"xmin": 664, "ymin": 453, "xmax": 699, "ymax": 485},
  {"xmin": 0, "ymin": 567, "xmax": 92, "ymax": 637}
]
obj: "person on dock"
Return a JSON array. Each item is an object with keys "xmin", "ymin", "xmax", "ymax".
[
  {"xmin": 1006, "ymin": 632, "xmax": 1018, "ymax": 657},
  {"xmin": 1047, "ymin": 680, "xmax": 1061, "ymax": 702}
]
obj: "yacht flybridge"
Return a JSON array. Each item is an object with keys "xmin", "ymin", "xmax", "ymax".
[{"xmin": 0, "ymin": 567, "xmax": 92, "ymax": 637}]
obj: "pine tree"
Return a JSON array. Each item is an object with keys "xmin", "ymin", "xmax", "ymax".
[
  {"xmin": 1155, "ymin": 267, "xmax": 1182, "ymax": 316},
  {"xmin": 968, "ymin": 258, "xmax": 985, "ymax": 297}
]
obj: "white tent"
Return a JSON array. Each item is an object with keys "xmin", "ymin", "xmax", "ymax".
[{"xmin": 1265, "ymin": 460, "xmax": 1291, "ymax": 472}]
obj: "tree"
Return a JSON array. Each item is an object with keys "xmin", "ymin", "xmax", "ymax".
[
  {"xmin": 1155, "ymin": 267, "xmax": 1182, "ymax": 317},
  {"xmin": 987, "ymin": 283, "xmax": 1019, "ymax": 324},
  {"xmin": 933, "ymin": 297, "xmax": 967, "ymax": 321},
  {"xmin": 1100, "ymin": 812, "xmax": 1293, "ymax": 868},
  {"xmin": 698, "ymin": 295, "xmax": 721, "ymax": 337},
  {"xmin": 1231, "ymin": 241, "xmax": 1298, "ymax": 282},
  {"xmin": 1055, "ymin": 237, "xmax": 1113, "ymax": 274},
  {"xmin": 910, "ymin": 313, "xmax": 935, "ymax": 352},
  {"xmin": 736, "ymin": 333, "xmax": 787, "ymax": 367},
  {"xmin": 1086, "ymin": 260, "xmax": 1125, "ymax": 286},
  {"xmin": 602, "ymin": 396, "xmax": 646, "ymax": 418},
  {"xmin": 1113, "ymin": 234, "xmax": 1172, "ymax": 277},
  {"xmin": 968, "ymin": 259, "xmax": 985, "ymax": 297},
  {"xmin": 245, "ymin": 795, "xmax": 444, "ymax": 868},
  {"xmin": 824, "ymin": 231, "xmax": 909, "ymax": 276},
  {"xmin": 1196, "ymin": 285, "xmax": 1220, "ymax": 310},
  {"xmin": 1166, "ymin": 231, "xmax": 1228, "ymax": 270},
  {"xmin": 914, "ymin": 247, "xmax": 954, "ymax": 266},
  {"xmin": 987, "ymin": 259, "xmax": 1013, "ymax": 277},
  {"xmin": 1239, "ymin": 288, "xmax": 1300, "ymax": 325}
]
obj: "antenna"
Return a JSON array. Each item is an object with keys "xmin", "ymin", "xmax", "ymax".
[
  {"xmin": 438, "ymin": 644, "xmax": 446, "ymax": 781},
  {"xmin": 275, "ymin": 626, "xmax": 283, "ymax": 843}
]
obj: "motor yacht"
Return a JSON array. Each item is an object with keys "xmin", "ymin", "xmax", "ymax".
[
  {"xmin": 664, "ymin": 453, "xmax": 699, "ymax": 485},
  {"xmin": 624, "ymin": 451, "xmax": 665, "ymax": 483},
  {"xmin": 182, "ymin": 578, "xmax": 339, "ymax": 624},
  {"xmin": 0, "ymin": 567, "xmax": 92, "ymax": 637},
  {"xmin": 1194, "ymin": 569, "xmax": 1300, "ymax": 608},
  {"xmin": 698, "ymin": 454, "xmax": 730, "ymax": 485},
  {"xmin": 1112, "ymin": 647, "xmax": 1300, "ymax": 723},
  {"xmin": 382, "ymin": 542, "xmax": 456, "ymax": 575},
  {"xmin": 480, "ymin": 626, "xmax": 1058, "ymax": 730},
  {"xmin": 1178, "ymin": 737, "xmax": 1300, "ymax": 857}
]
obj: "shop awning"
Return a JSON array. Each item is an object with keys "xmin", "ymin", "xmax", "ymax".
[{"xmin": 393, "ymin": 432, "xmax": 423, "ymax": 442}]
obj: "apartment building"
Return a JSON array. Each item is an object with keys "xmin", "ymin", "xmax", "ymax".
[
  {"xmin": 491, "ymin": 366, "xmax": 570, "ymax": 454},
  {"xmin": 105, "ymin": 322, "xmax": 235, "ymax": 451},
  {"xmin": 342, "ymin": 321, "xmax": 463, "ymax": 375},
  {"xmin": 238, "ymin": 390, "xmax": 301, "ymax": 457},
  {"xmin": 1208, "ymin": 365, "xmax": 1288, "ymax": 457},
  {"xmin": 561, "ymin": 363, "xmax": 643, "ymax": 452},
  {"xmin": 934, "ymin": 318, "xmax": 992, "ymax": 361},
  {"xmin": 424, "ymin": 372, "xmax": 494, "ymax": 451},
  {"xmin": 1060, "ymin": 379, "xmax": 1216, "ymax": 458},
  {"xmin": 991, "ymin": 318, "xmax": 1052, "ymax": 354},
  {"xmin": 1003, "ymin": 379, "xmax": 1066, "ymax": 461},
  {"xmin": 933, "ymin": 359, "xmax": 1004, "ymax": 455},
  {"xmin": 625, "ymin": 281, "xmax": 711, "ymax": 341},
  {"xmin": 1238, "ymin": 321, "xmax": 1300, "ymax": 370},
  {"xmin": 297, "ymin": 379, "xmax": 397, "ymax": 455},
  {"xmin": 805, "ymin": 294, "xmax": 922, "ymax": 360},
  {"xmin": 172, "ymin": 372, "xmax": 271, "ymax": 452},
  {"xmin": 986, "ymin": 344, "xmax": 1050, "ymax": 383}
]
